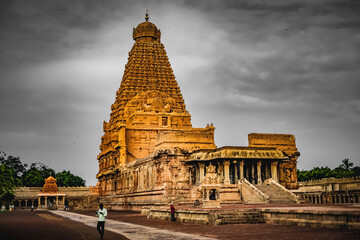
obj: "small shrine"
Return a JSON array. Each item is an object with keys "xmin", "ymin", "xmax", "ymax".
[
  {"xmin": 201, "ymin": 164, "xmax": 222, "ymax": 208},
  {"xmin": 37, "ymin": 176, "xmax": 66, "ymax": 210}
]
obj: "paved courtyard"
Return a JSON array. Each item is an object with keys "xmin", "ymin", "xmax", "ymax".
[{"xmin": 1, "ymin": 205, "xmax": 360, "ymax": 240}]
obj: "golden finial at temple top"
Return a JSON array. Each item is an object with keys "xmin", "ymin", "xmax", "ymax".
[{"xmin": 145, "ymin": 10, "xmax": 149, "ymax": 22}]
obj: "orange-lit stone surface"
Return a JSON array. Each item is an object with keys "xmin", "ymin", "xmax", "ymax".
[
  {"xmin": 248, "ymin": 133, "xmax": 300, "ymax": 189},
  {"xmin": 41, "ymin": 176, "xmax": 59, "ymax": 193},
  {"xmin": 96, "ymin": 13, "xmax": 300, "ymax": 210}
]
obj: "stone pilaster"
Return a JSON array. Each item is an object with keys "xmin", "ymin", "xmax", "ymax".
[
  {"xmin": 233, "ymin": 161, "xmax": 238, "ymax": 182},
  {"xmin": 199, "ymin": 163, "xmax": 205, "ymax": 184},
  {"xmin": 239, "ymin": 160, "xmax": 244, "ymax": 180},
  {"xmin": 251, "ymin": 162, "xmax": 255, "ymax": 184},
  {"xmin": 257, "ymin": 161, "xmax": 262, "ymax": 184},
  {"xmin": 271, "ymin": 161, "xmax": 278, "ymax": 181},
  {"xmin": 224, "ymin": 161, "xmax": 230, "ymax": 185}
]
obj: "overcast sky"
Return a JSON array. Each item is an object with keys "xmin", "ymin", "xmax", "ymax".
[{"xmin": 1, "ymin": 0, "xmax": 359, "ymax": 186}]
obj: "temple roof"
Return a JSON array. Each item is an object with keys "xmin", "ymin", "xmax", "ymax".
[
  {"xmin": 133, "ymin": 12, "xmax": 161, "ymax": 41},
  {"xmin": 40, "ymin": 176, "xmax": 59, "ymax": 193},
  {"xmin": 187, "ymin": 146, "xmax": 288, "ymax": 162}
]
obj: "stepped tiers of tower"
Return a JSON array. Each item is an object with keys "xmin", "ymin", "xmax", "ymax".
[
  {"xmin": 96, "ymin": 14, "xmax": 300, "ymax": 210},
  {"xmin": 41, "ymin": 176, "xmax": 59, "ymax": 193}
]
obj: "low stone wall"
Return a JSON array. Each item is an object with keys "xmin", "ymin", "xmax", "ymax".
[
  {"xmin": 101, "ymin": 189, "xmax": 167, "ymax": 211},
  {"xmin": 261, "ymin": 208, "xmax": 360, "ymax": 229},
  {"xmin": 148, "ymin": 208, "xmax": 212, "ymax": 224},
  {"xmin": 145, "ymin": 206, "xmax": 360, "ymax": 229},
  {"xmin": 298, "ymin": 177, "xmax": 360, "ymax": 192},
  {"xmin": 294, "ymin": 177, "xmax": 360, "ymax": 204},
  {"xmin": 300, "ymin": 192, "xmax": 360, "ymax": 204}
]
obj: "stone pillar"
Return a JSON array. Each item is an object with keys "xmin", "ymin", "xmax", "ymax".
[
  {"xmin": 244, "ymin": 161, "xmax": 250, "ymax": 180},
  {"xmin": 56, "ymin": 196, "xmax": 59, "ymax": 205},
  {"xmin": 38, "ymin": 197, "xmax": 41, "ymax": 206},
  {"xmin": 271, "ymin": 161, "xmax": 278, "ymax": 181},
  {"xmin": 44, "ymin": 197, "xmax": 48, "ymax": 209},
  {"xmin": 62, "ymin": 197, "xmax": 65, "ymax": 205},
  {"xmin": 25, "ymin": 200, "xmax": 28, "ymax": 208},
  {"xmin": 251, "ymin": 161, "xmax": 255, "ymax": 184},
  {"xmin": 234, "ymin": 161, "xmax": 238, "ymax": 182},
  {"xmin": 223, "ymin": 161, "xmax": 230, "ymax": 185},
  {"xmin": 257, "ymin": 161, "xmax": 262, "ymax": 184},
  {"xmin": 199, "ymin": 163, "xmax": 205, "ymax": 184},
  {"xmin": 239, "ymin": 160, "xmax": 244, "ymax": 180},
  {"xmin": 265, "ymin": 163, "xmax": 271, "ymax": 179}
]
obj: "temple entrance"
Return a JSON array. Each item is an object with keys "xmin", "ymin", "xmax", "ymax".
[{"xmin": 37, "ymin": 176, "xmax": 66, "ymax": 210}]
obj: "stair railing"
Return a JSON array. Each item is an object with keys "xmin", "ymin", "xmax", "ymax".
[
  {"xmin": 268, "ymin": 178, "xmax": 300, "ymax": 203},
  {"xmin": 239, "ymin": 178, "xmax": 270, "ymax": 204}
]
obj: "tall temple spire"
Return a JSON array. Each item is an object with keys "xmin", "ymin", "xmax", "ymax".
[
  {"xmin": 105, "ymin": 15, "xmax": 187, "ymax": 127},
  {"xmin": 145, "ymin": 10, "xmax": 149, "ymax": 22},
  {"xmin": 98, "ymin": 14, "xmax": 191, "ymax": 164}
]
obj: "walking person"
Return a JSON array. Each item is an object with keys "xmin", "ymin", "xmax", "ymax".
[
  {"xmin": 96, "ymin": 203, "xmax": 107, "ymax": 239},
  {"xmin": 170, "ymin": 204, "xmax": 176, "ymax": 222}
]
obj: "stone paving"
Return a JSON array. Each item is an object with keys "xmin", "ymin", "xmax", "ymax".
[{"xmin": 51, "ymin": 210, "xmax": 216, "ymax": 240}]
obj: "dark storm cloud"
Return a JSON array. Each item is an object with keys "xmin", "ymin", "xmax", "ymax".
[
  {"xmin": 0, "ymin": 0, "xmax": 359, "ymax": 184},
  {"xmin": 0, "ymin": 0, "xmax": 129, "ymax": 68}
]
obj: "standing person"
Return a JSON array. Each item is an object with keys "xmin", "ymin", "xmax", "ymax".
[
  {"xmin": 170, "ymin": 204, "xmax": 176, "ymax": 222},
  {"xmin": 96, "ymin": 203, "xmax": 107, "ymax": 239}
]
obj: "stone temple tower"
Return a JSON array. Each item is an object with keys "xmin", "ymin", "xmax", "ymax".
[
  {"xmin": 97, "ymin": 12, "xmax": 216, "ymax": 196},
  {"xmin": 97, "ymin": 13, "xmax": 299, "ymax": 209}
]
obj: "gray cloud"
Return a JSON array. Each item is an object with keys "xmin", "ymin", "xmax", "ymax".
[{"xmin": 0, "ymin": 0, "xmax": 359, "ymax": 185}]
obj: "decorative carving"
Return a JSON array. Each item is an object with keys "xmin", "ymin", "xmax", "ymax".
[
  {"xmin": 203, "ymin": 164, "xmax": 221, "ymax": 185},
  {"xmin": 41, "ymin": 176, "xmax": 59, "ymax": 193}
]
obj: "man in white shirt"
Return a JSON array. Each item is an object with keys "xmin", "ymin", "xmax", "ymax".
[{"xmin": 96, "ymin": 203, "xmax": 107, "ymax": 239}]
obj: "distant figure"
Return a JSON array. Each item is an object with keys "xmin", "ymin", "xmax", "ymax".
[
  {"xmin": 194, "ymin": 199, "xmax": 200, "ymax": 208},
  {"xmin": 170, "ymin": 204, "xmax": 176, "ymax": 222},
  {"xmin": 96, "ymin": 203, "xmax": 107, "ymax": 239},
  {"xmin": 31, "ymin": 205, "xmax": 34, "ymax": 212}
]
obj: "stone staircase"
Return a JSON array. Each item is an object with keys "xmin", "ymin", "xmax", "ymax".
[
  {"xmin": 215, "ymin": 210, "xmax": 264, "ymax": 224},
  {"xmin": 256, "ymin": 183, "xmax": 296, "ymax": 204}
]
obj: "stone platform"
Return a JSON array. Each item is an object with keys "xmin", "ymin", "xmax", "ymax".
[
  {"xmin": 261, "ymin": 206, "xmax": 360, "ymax": 229},
  {"xmin": 144, "ymin": 204, "xmax": 360, "ymax": 229}
]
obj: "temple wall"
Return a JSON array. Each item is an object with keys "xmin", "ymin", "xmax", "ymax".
[
  {"xmin": 248, "ymin": 133, "xmax": 299, "ymax": 189},
  {"xmin": 13, "ymin": 187, "xmax": 91, "ymax": 200},
  {"xmin": 292, "ymin": 177, "xmax": 360, "ymax": 204},
  {"xmin": 155, "ymin": 127, "xmax": 216, "ymax": 152},
  {"xmin": 296, "ymin": 177, "xmax": 360, "ymax": 193}
]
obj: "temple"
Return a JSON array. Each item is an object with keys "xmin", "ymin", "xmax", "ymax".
[
  {"xmin": 37, "ymin": 176, "xmax": 66, "ymax": 209},
  {"xmin": 96, "ymin": 13, "xmax": 300, "ymax": 210}
]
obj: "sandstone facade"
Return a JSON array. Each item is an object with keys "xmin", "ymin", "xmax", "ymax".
[{"xmin": 97, "ymin": 13, "xmax": 300, "ymax": 210}]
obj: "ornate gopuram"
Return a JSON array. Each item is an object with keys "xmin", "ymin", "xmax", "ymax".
[
  {"xmin": 97, "ymin": 13, "xmax": 300, "ymax": 210},
  {"xmin": 37, "ymin": 176, "xmax": 66, "ymax": 210}
]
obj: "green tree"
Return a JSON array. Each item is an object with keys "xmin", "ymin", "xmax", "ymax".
[
  {"xmin": 0, "ymin": 165, "xmax": 17, "ymax": 196},
  {"xmin": 22, "ymin": 168, "xmax": 44, "ymax": 187},
  {"xmin": 1, "ymin": 192, "xmax": 15, "ymax": 205},
  {"xmin": 55, "ymin": 170, "xmax": 86, "ymax": 187},
  {"xmin": 0, "ymin": 151, "xmax": 27, "ymax": 186},
  {"xmin": 298, "ymin": 158, "xmax": 359, "ymax": 181},
  {"xmin": 22, "ymin": 163, "xmax": 56, "ymax": 187},
  {"xmin": 339, "ymin": 158, "xmax": 353, "ymax": 171}
]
